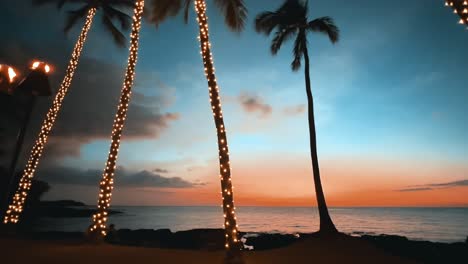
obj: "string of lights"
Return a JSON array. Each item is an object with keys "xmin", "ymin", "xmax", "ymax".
[
  {"xmin": 88, "ymin": 0, "xmax": 145, "ymax": 237},
  {"xmin": 445, "ymin": 0, "xmax": 468, "ymax": 27},
  {"xmin": 194, "ymin": 0, "xmax": 242, "ymax": 254},
  {"xmin": 3, "ymin": 8, "xmax": 97, "ymax": 224}
]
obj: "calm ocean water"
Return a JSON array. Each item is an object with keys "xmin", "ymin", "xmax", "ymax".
[{"xmin": 35, "ymin": 207, "xmax": 468, "ymax": 243}]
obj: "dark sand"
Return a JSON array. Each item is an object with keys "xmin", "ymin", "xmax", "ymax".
[{"xmin": 1, "ymin": 235, "xmax": 418, "ymax": 264}]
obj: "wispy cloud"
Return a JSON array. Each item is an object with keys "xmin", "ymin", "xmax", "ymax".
[
  {"xmin": 283, "ymin": 104, "xmax": 306, "ymax": 116},
  {"xmin": 153, "ymin": 168, "xmax": 169, "ymax": 174},
  {"xmin": 426, "ymin": 179, "xmax": 468, "ymax": 188},
  {"xmin": 38, "ymin": 166, "xmax": 205, "ymax": 188},
  {"xmin": 396, "ymin": 179, "xmax": 468, "ymax": 192},
  {"xmin": 238, "ymin": 93, "xmax": 272, "ymax": 118},
  {"xmin": 397, "ymin": 187, "xmax": 433, "ymax": 192}
]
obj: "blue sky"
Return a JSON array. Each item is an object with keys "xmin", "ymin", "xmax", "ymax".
[{"xmin": 1, "ymin": 0, "xmax": 468, "ymax": 206}]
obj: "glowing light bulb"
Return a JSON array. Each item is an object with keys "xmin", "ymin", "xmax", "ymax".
[{"xmin": 8, "ymin": 67, "xmax": 17, "ymax": 83}]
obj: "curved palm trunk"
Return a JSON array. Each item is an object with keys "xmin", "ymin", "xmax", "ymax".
[
  {"xmin": 194, "ymin": 0, "xmax": 243, "ymax": 261},
  {"xmin": 2, "ymin": 8, "xmax": 97, "ymax": 224},
  {"xmin": 303, "ymin": 44, "xmax": 337, "ymax": 234},
  {"xmin": 88, "ymin": 0, "xmax": 145, "ymax": 237},
  {"xmin": 2, "ymin": 96, "xmax": 37, "ymax": 214}
]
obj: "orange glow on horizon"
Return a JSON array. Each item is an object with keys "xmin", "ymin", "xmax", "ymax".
[{"xmin": 143, "ymin": 155, "xmax": 468, "ymax": 207}]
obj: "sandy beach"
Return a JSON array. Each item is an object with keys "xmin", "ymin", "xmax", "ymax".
[{"xmin": 1, "ymin": 235, "xmax": 417, "ymax": 264}]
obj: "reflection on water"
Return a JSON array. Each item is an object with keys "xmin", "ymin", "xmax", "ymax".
[{"xmin": 35, "ymin": 207, "xmax": 468, "ymax": 243}]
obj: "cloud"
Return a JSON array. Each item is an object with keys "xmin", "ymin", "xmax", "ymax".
[
  {"xmin": 0, "ymin": 34, "xmax": 179, "ymax": 163},
  {"xmin": 153, "ymin": 168, "xmax": 169, "ymax": 173},
  {"xmin": 283, "ymin": 104, "xmax": 306, "ymax": 116},
  {"xmin": 238, "ymin": 93, "xmax": 272, "ymax": 118},
  {"xmin": 396, "ymin": 179, "xmax": 468, "ymax": 192},
  {"xmin": 396, "ymin": 187, "xmax": 433, "ymax": 192},
  {"xmin": 37, "ymin": 166, "xmax": 204, "ymax": 188},
  {"xmin": 426, "ymin": 179, "xmax": 468, "ymax": 188}
]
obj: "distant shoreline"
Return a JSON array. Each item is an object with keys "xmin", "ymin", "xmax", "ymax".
[
  {"xmin": 32, "ymin": 205, "xmax": 468, "ymax": 243},
  {"xmin": 36, "ymin": 200, "xmax": 123, "ymax": 218}
]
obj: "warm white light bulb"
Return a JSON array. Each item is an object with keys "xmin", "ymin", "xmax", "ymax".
[{"xmin": 8, "ymin": 67, "xmax": 17, "ymax": 83}]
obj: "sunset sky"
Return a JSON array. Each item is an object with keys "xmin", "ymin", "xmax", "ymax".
[{"xmin": 0, "ymin": 0, "xmax": 467, "ymax": 207}]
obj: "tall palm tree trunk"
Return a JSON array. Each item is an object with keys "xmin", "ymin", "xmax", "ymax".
[
  {"xmin": 303, "ymin": 43, "xmax": 337, "ymax": 234},
  {"xmin": 2, "ymin": 8, "xmax": 97, "ymax": 224},
  {"xmin": 2, "ymin": 96, "xmax": 37, "ymax": 215},
  {"xmin": 88, "ymin": 0, "xmax": 145, "ymax": 237},
  {"xmin": 194, "ymin": 0, "xmax": 243, "ymax": 260}
]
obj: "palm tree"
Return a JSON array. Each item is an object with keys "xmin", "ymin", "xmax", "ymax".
[
  {"xmin": 3, "ymin": 0, "xmax": 133, "ymax": 225},
  {"xmin": 255, "ymin": 0, "xmax": 340, "ymax": 234},
  {"xmin": 88, "ymin": 0, "xmax": 145, "ymax": 237},
  {"xmin": 148, "ymin": 0, "xmax": 247, "ymax": 261}
]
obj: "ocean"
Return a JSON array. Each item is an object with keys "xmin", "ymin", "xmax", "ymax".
[{"xmin": 34, "ymin": 207, "xmax": 468, "ymax": 243}]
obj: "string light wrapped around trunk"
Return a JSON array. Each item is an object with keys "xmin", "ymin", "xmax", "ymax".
[
  {"xmin": 445, "ymin": 0, "xmax": 468, "ymax": 28},
  {"xmin": 194, "ymin": 0, "xmax": 243, "ymax": 255},
  {"xmin": 88, "ymin": 0, "xmax": 145, "ymax": 237},
  {"xmin": 3, "ymin": 8, "xmax": 97, "ymax": 224}
]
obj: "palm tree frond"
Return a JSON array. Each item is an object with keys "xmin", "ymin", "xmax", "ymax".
[
  {"xmin": 255, "ymin": 11, "xmax": 280, "ymax": 35},
  {"xmin": 63, "ymin": 4, "xmax": 91, "ymax": 33},
  {"xmin": 102, "ymin": 13, "xmax": 127, "ymax": 48},
  {"xmin": 148, "ymin": 0, "xmax": 184, "ymax": 27},
  {"xmin": 277, "ymin": 0, "xmax": 308, "ymax": 25},
  {"xmin": 103, "ymin": 5, "xmax": 132, "ymax": 31},
  {"xmin": 213, "ymin": 0, "xmax": 247, "ymax": 32},
  {"xmin": 307, "ymin": 16, "xmax": 340, "ymax": 44},
  {"xmin": 291, "ymin": 30, "xmax": 306, "ymax": 71},
  {"xmin": 255, "ymin": 0, "xmax": 308, "ymax": 35},
  {"xmin": 271, "ymin": 26, "xmax": 297, "ymax": 55},
  {"xmin": 183, "ymin": 0, "xmax": 191, "ymax": 24}
]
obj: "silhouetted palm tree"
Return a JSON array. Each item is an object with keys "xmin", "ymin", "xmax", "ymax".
[
  {"xmin": 148, "ymin": 0, "xmax": 247, "ymax": 261},
  {"xmin": 88, "ymin": 0, "xmax": 145, "ymax": 237},
  {"xmin": 256, "ymin": 0, "xmax": 340, "ymax": 234},
  {"xmin": 3, "ymin": 0, "xmax": 133, "ymax": 225}
]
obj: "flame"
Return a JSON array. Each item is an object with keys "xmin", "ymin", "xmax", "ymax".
[
  {"xmin": 32, "ymin": 61, "xmax": 40, "ymax": 70},
  {"xmin": 31, "ymin": 61, "xmax": 52, "ymax": 74},
  {"xmin": 8, "ymin": 67, "xmax": 17, "ymax": 83}
]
